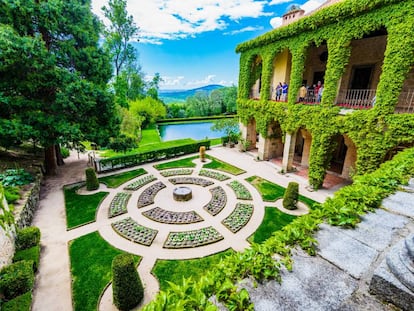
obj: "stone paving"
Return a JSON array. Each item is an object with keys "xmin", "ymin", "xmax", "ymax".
[{"xmin": 244, "ymin": 184, "xmax": 414, "ymax": 310}]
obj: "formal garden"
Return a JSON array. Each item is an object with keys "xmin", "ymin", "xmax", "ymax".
[{"xmin": 62, "ymin": 150, "xmax": 319, "ymax": 311}]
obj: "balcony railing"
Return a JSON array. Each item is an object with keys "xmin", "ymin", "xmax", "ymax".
[
  {"xmin": 396, "ymin": 90, "xmax": 414, "ymax": 113},
  {"xmin": 335, "ymin": 89, "xmax": 376, "ymax": 109}
]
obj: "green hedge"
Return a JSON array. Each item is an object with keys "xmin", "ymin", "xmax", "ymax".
[
  {"xmin": 85, "ymin": 168, "xmax": 99, "ymax": 191},
  {"xmin": 13, "ymin": 245, "xmax": 41, "ymax": 272},
  {"xmin": 0, "ymin": 261, "xmax": 34, "ymax": 300},
  {"xmin": 96, "ymin": 140, "xmax": 211, "ymax": 173},
  {"xmin": 15, "ymin": 227, "xmax": 40, "ymax": 251},
  {"xmin": 283, "ymin": 182, "xmax": 299, "ymax": 210},
  {"xmin": 112, "ymin": 254, "xmax": 144, "ymax": 311},
  {"xmin": 1, "ymin": 292, "xmax": 32, "ymax": 311}
]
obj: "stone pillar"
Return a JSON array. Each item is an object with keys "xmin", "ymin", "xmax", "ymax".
[
  {"xmin": 341, "ymin": 135, "xmax": 357, "ymax": 179},
  {"xmin": 257, "ymin": 133, "xmax": 267, "ymax": 160},
  {"xmin": 282, "ymin": 132, "xmax": 297, "ymax": 172},
  {"xmin": 300, "ymin": 129, "xmax": 312, "ymax": 167}
]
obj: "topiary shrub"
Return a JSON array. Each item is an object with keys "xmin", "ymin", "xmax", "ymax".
[
  {"xmin": 1, "ymin": 292, "xmax": 32, "ymax": 311},
  {"xmin": 15, "ymin": 227, "xmax": 40, "ymax": 251},
  {"xmin": 13, "ymin": 245, "xmax": 41, "ymax": 272},
  {"xmin": 85, "ymin": 167, "xmax": 99, "ymax": 191},
  {"xmin": 112, "ymin": 254, "xmax": 143, "ymax": 311},
  {"xmin": 199, "ymin": 146, "xmax": 206, "ymax": 162},
  {"xmin": 0, "ymin": 261, "xmax": 34, "ymax": 300},
  {"xmin": 283, "ymin": 182, "xmax": 299, "ymax": 210}
]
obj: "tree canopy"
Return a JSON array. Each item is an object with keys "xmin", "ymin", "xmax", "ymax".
[{"xmin": 0, "ymin": 0, "xmax": 120, "ymax": 174}]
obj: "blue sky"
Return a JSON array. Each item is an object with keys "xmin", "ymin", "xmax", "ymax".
[{"xmin": 91, "ymin": 0, "xmax": 326, "ymax": 90}]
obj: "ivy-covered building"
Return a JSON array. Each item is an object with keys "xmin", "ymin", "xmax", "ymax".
[{"xmin": 236, "ymin": 0, "xmax": 414, "ymax": 189}]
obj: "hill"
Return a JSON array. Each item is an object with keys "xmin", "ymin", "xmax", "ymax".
[{"xmin": 159, "ymin": 84, "xmax": 224, "ymax": 103}]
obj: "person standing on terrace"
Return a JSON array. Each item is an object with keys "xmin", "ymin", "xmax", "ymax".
[
  {"xmin": 299, "ymin": 84, "xmax": 307, "ymax": 102},
  {"xmin": 275, "ymin": 82, "xmax": 283, "ymax": 101},
  {"xmin": 281, "ymin": 82, "xmax": 288, "ymax": 101}
]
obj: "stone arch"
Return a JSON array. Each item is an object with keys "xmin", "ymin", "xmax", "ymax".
[
  {"xmin": 270, "ymin": 49, "xmax": 292, "ymax": 101},
  {"xmin": 240, "ymin": 117, "xmax": 258, "ymax": 151},
  {"xmin": 336, "ymin": 27, "xmax": 388, "ymax": 109},
  {"xmin": 257, "ymin": 120, "xmax": 284, "ymax": 160},
  {"xmin": 295, "ymin": 128, "xmax": 312, "ymax": 167},
  {"xmin": 327, "ymin": 134, "xmax": 356, "ymax": 179},
  {"xmin": 249, "ymin": 55, "xmax": 263, "ymax": 99}
]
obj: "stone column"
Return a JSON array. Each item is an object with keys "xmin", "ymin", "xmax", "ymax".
[
  {"xmin": 341, "ymin": 135, "xmax": 357, "ymax": 179},
  {"xmin": 257, "ymin": 133, "xmax": 267, "ymax": 160},
  {"xmin": 300, "ymin": 129, "xmax": 312, "ymax": 167},
  {"xmin": 282, "ymin": 132, "xmax": 297, "ymax": 172}
]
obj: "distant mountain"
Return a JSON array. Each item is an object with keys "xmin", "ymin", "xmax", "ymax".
[{"xmin": 159, "ymin": 84, "xmax": 224, "ymax": 103}]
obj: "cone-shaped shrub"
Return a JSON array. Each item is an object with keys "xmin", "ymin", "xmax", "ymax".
[
  {"xmin": 85, "ymin": 167, "xmax": 99, "ymax": 191},
  {"xmin": 199, "ymin": 146, "xmax": 206, "ymax": 162},
  {"xmin": 283, "ymin": 182, "xmax": 299, "ymax": 210},
  {"xmin": 112, "ymin": 254, "xmax": 143, "ymax": 311}
]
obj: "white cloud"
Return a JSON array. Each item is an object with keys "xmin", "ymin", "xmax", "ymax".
[
  {"xmin": 301, "ymin": 0, "xmax": 326, "ymax": 14},
  {"xmin": 159, "ymin": 75, "xmax": 185, "ymax": 87},
  {"xmin": 186, "ymin": 75, "xmax": 217, "ymax": 86},
  {"xmin": 92, "ymin": 0, "xmax": 270, "ymax": 43},
  {"xmin": 269, "ymin": 0, "xmax": 293, "ymax": 5},
  {"xmin": 225, "ymin": 26, "xmax": 264, "ymax": 35},
  {"xmin": 269, "ymin": 0, "xmax": 326, "ymax": 29},
  {"xmin": 270, "ymin": 17, "xmax": 283, "ymax": 28}
]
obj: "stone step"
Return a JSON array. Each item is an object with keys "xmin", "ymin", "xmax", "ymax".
[
  {"xmin": 405, "ymin": 234, "xmax": 414, "ymax": 261},
  {"xmin": 386, "ymin": 240, "xmax": 414, "ymax": 292},
  {"xmin": 370, "ymin": 236, "xmax": 414, "ymax": 310}
]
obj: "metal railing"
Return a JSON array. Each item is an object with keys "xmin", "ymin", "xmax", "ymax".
[
  {"xmin": 396, "ymin": 90, "xmax": 414, "ymax": 113},
  {"xmin": 335, "ymin": 89, "xmax": 376, "ymax": 109}
]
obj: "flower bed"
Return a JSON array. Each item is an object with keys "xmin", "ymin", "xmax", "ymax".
[
  {"xmin": 222, "ymin": 203, "xmax": 254, "ymax": 233},
  {"xmin": 227, "ymin": 180, "xmax": 252, "ymax": 200},
  {"xmin": 143, "ymin": 207, "xmax": 203, "ymax": 224},
  {"xmin": 160, "ymin": 169, "xmax": 193, "ymax": 177},
  {"xmin": 164, "ymin": 226, "xmax": 224, "ymax": 248},
  {"xmin": 137, "ymin": 181, "xmax": 166, "ymax": 208},
  {"xmin": 109, "ymin": 192, "xmax": 131, "ymax": 218},
  {"xmin": 168, "ymin": 177, "xmax": 214, "ymax": 187},
  {"xmin": 199, "ymin": 169, "xmax": 230, "ymax": 181},
  {"xmin": 111, "ymin": 217, "xmax": 158, "ymax": 246},
  {"xmin": 123, "ymin": 175, "xmax": 157, "ymax": 191},
  {"xmin": 203, "ymin": 186, "xmax": 227, "ymax": 216}
]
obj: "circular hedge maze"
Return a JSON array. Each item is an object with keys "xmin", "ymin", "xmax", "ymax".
[{"xmin": 102, "ymin": 161, "xmax": 260, "ymax": 252}]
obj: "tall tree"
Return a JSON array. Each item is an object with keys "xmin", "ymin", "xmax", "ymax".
[
  {"xmin": 0, "ymin": 0, "xmax": 119, "ymax": 175},
  {"xmin": 102, "ymin": 0, "xmax": 139, "ymax": 77}
]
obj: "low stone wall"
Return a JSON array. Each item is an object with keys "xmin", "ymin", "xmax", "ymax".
[
  {"xmin": 0, "ymin": 173, "xmax": 42, "ymax": 269},
  {"xmin": 14, "ymin": 175, "xmax": 42, "ymax": 229}
]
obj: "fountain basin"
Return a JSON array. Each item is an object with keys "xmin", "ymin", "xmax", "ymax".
[{"xmin": 173, "ymin": 186, "xmax": 192, "ymax": 201}]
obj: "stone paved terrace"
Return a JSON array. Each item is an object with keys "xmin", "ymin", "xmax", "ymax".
[{"xmin": 242, "ymin": 181, "xmax": 414, "ymax": 310}]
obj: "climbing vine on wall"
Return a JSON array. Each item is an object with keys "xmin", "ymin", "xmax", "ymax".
[
  {"xmin": 237, "ymin": 0, "xmax": 414, "ymax": 189},
  {"xmin": 0, "ymin": 183, "xmax": 15, "ymax": 231}
]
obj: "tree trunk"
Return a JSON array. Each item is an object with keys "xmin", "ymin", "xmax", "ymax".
[
  {"xmin": 55, "ymin": 144, "xmax": 65, "ymax": 166},
  {"xmin": 44, "ymin": 145, "xmax": 57, "ymax": 175}
]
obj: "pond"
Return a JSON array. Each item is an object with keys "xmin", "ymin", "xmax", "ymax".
[{"xmin": 158, "ymin": 122, "xmax": 226, "ymax": 141}]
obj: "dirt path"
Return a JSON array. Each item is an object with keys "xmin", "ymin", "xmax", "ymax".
[{"xmin": 31, "ymin": 151, "xmax": 89, "ymax": 311}]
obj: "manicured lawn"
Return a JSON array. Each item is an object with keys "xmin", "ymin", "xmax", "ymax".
[
  {"xmin": 153, "ymin": 156, "xmax": 198, "ymax": 170},
  {"xmin": 99, "ymin": 168, "xmax": 147, "ymax": 188},
  {"xmin": 69, "ymin": 232, "xmax": 141, "ymax": 311},
  {"xmin": 152, "ymin": 249, "xmax": 234, "ymax": 291},
  {"xmin": 140, "ymin": 124, "xmax": 161, "ymax": 146},
  {"xmin": 246, "ymin": 176, "xmax": 285, "ymax": 201},
  {"xmin": 64, "ymin": 186, "xmax": 108, "ymax": 229},
  {"xmin": 250, "ymin": 207, "xmax": 297, "ymax": 244},
  {"xmin": 203, "ymin": 155, "xmax": 245, "ymax": 175}
]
